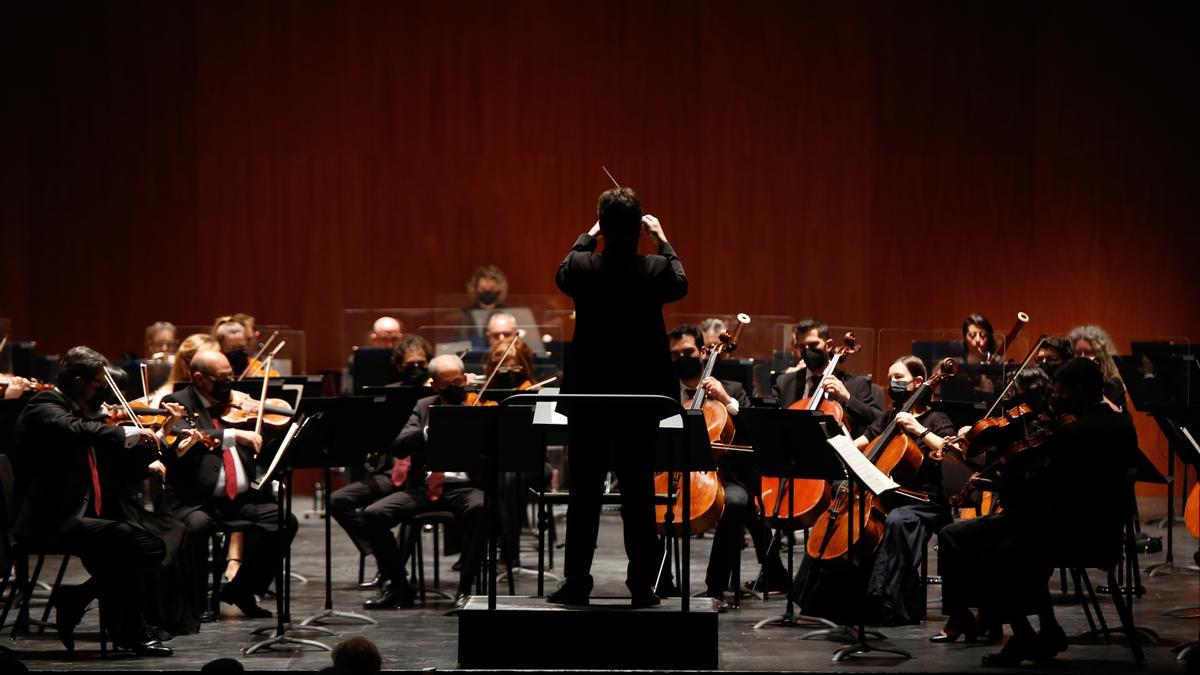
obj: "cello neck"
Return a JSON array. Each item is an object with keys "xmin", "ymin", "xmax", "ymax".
[{"xmin": 806, "ymin": 354, "xmax": 842, "ymax": 411}]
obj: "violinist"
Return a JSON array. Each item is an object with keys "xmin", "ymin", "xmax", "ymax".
[
  {"xmin": 775, "ymin": 318, "xmax": 885, "ymax": 438},
  {"xmin": 3, "ymin": 375, "xmax": 35, "ymax": 399},
  {"xmin": 159, "ymin": 350, "xmax": 297, "ymax": 619},
  {"xmin": 213, "ymin": 319, "xmax": 254, "ymax": 379},
  {"xmin": 329, "ymin": 333, "xmax": 433, "ymax": 586},
  {"xmin": 1034, "ymin": 335, "xmax": 1072, "ymax": 378},
  {"xmin": 145, "ymin": 321, "xmax": 179, "ymax": 361},
  {"xmin": 485, "ymin": 334, "xmax": 535, "ymax": 390},
  {"xmin": 1067, "ymin": 324, "xmax": 1130, "ymax": 419},
  {"xmin": 934, "ymin": 358, "xmax": 1140, "ymax": 665},
  {"xmin": 665, "ymin": 324, "xmax": 789, "ymax": 608},
  {"xmin": 549, "ymin": 187, "xmax": 687, "ymax": 608},
  {"xmin": 150, "ymin": 333, "xmax": 218, "ymax": 403},
  {"xmin": 12, "ymin": 347, "xmax": 173, "ymax": 656},
  {"xmin": 361, "ymin": 355, "xmax": 484, "ymax": 611}
]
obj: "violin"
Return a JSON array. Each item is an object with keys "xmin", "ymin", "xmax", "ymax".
[
  {"xmin": 654, "ymin": 314, "xmax": 750, "ymax": 535},
  {"xmin": 220, "ymin": 355, "xmax": 294, "ymax": 430},
  {"xmin": 758, "ymin": 333, "xmax": 861, "ymax": 530},
  {"xmin": 0, "ymin": 376, "xmax": 54, "ymax": 397},
  {"xmin": 949, "ymin": 412, "xmax": 1077, "ymax": 510},
  {"xmin": 806, "ymin": 359, "xmax": 957, "ymax": 560}
]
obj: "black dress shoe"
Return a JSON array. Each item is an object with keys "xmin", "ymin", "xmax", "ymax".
[
  {"xmin": 981, "ymin": 636, "xmax": 1043, "ymax": 667},
  {"xmin": 219, "ymin": 586, "xmax": 273, "ymax": 619},
  {"xmin": 546, "ymin": 581, "xmax": 591, "ymax": 606},
  {"xmin": 744, "ymin": 575, "xmax": 791, "ymax": 595},
  {"xmin": 1040, "ymin": 623, "xmax": 1068, "ymax": 657},
  {"xmin": 116, "ymin": 638, "xmax": 174, "ymax": 657},
  {"xmin": 930, "ymin": 613, "xmax": 978, "ymax": 644},
  {"xmin": 445, "ymin": 592, "xmax": 470, "ymax": 615},
  {"xmin": 362, "ymin": 583, "xmax": 415, "ymax": 609},
  {"xmin": 358, "ymin": 571, "xmax": 382, "ymax": 590},
  {"xmin": 52, "ymin": 585, "xmax": 91, "ymax": 652}
]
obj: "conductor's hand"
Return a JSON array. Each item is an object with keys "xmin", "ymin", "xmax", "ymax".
[
  {"xmin": 641, "ymin": 215, "xmax": 667, "ymax": 245},
  {"xmin": 588, "ymin": 220, "xmax": 601, "ymax": 238},
  {"xmin": 701, "ymin": 376, "xmax": 732, "ymax": 405},
  {"xmin": 233, "ymin": 429, "xmax": 263, "ymax": 455}
]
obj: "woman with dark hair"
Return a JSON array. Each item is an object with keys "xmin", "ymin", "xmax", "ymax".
[{"xmin": 961, "ymin": 314, "xmax": 996, "ymax": 365}]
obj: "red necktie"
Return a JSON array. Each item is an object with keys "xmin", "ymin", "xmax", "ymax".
[
  {"xmin": 223, "ymin": 448, "xmax": 239, "ymax": 500},
  {"xmin": 86, "ymin": 447, "xmax": 103, "ymax": 516},
  {"xmin": 427, "ymin": 471, "xmax": 444, "ymax": 502},
  {"xmin": 390, "ymin": 456, "xmax": 410, "ymax": 488}
]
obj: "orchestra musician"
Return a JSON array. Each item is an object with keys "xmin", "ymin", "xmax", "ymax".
[
  {"xmin": 1067, "ymin": 324, "xmax": 1130, "ymax": 418},
  {"xmin": 329, "ymin": 334, "xmax": 433, "ymax": 588},
  {"xmin": 145, "ymin": 321, "xmax": 179, "ymax": 361},
  {"xmin": 150, "ymin": 333, "xmax": 219, "ymax": 404},
  {"xmin": 934, "ymin": 358, "xmax": 1140, "ymax": 665},
  {"xmin": 961, "ymin": 313, "xmax": 997, "ymax": 365},
  {"xmin": 368, "ymin": 316, "xmax": 405, "ymax": 349},
  {"xmin": 212, "ymin": 319, "xmax": 254, "ymax": 380},
  {"xmin": 361, "ymin": 354, "xmax": 484, "ymax": 611},
  {"xmin": 12, "ymin": 347, "xmax": 174, "ymax": 655},
  {"xmin": 548, "ymin": 187, "xmax": 687, "ymax": 607},
  {"xmin": 1034, "ymin": 335, "xmax": 1073, "ymax": 378},
  {"xmin": 159, "ymin": 350, "xmax": 297, "ymax": 619},
  {"xmin": 665, "ymin": 324, "xmax": 790, "ymax": 608},
  {"xmin": 466, "ymin": 265, "xmax": 509, "ymax": 311},
  {"xmin": 790, "ymin": 355, "xmax": 953, "ymax": 625},
  {"xmin": 775, "ymin": 317, "xmax": 885, "ymax": 439},
  {"xmin": 485, "ymin": 312, "xmax": 519, "ymax": 350},
  {"xmin": 698, "ymin": 318, "xmax": 729, "ymax": 359}
]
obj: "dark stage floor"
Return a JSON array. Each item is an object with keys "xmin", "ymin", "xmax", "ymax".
[{"xmin": 5, "ymin": 497, "xmax": 1197, "ymax": 672}]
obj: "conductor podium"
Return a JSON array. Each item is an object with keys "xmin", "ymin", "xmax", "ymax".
[{"xmin": 443, "ymin": 393, "xmax": 720, "ymax": 670}]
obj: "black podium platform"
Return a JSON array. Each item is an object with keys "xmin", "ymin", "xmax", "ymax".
[{"xmin": 457, "ymin": 595, "xmax": 719, "ymax": 669}]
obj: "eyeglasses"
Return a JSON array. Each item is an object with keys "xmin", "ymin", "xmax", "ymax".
[
  {"xmin": 966, "ymin": 331, "xmax": 989, "ymax": 340},
  {"xmin": 203, "ymin": 373, "xmax": 235, "ymax": 384}
]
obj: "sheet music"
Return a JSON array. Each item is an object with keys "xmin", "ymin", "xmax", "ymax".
[
  {"xmin": 252, "ymin": 418, "xmax": 304, "ymax": 490},
  {"xmin": 532, "ymin": 388, "xmax": 569, "ymax": 426},
  {"xmin": 826, "ymin": 434, "xmax": 900, "ymax": 495}
]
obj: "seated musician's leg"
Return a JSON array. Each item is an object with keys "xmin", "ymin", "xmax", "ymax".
[
  {"xmin": 361, "ymin": 490, "xmax": 426, "ymax": 607},
  {"xmin": 330, "ymin": 474, "xmax": 395, "ymax": 557},
  {"xmin": 704, "ymin": 482, "xmax": 749, "ymax": 599},
  {"xmin": 443, "ymin": 486, "xmax": 487, "ymax": 599},
  {"xmin": 866, "ymin": 502, "xmax": 949, "ymax": 624}
]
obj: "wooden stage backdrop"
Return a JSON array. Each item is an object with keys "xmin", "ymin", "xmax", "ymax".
[{"xmin": 2, "ymin": 2, "xmax": 1197, "ymax": 491}]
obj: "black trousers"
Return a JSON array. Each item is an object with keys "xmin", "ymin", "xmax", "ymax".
[
  {"xmin": 329, "ymin": 474, "xmax": 397, "ymax": 556},
  {"xmin": 362, "ymin": 484, "xmax": 486, "ymax": 595},
  {"xmin": 703, "ymin": 482, "xmax": 785, "ymax": 595},
  {"xmin": 563, "ymin": 416, "xmax": 658, "ymax": 594},
  {"xmin": 937, "ymin": 512, "xmax": 1049, "ymax": 622},
  {"xmin": 177, "ymin": 491, "xmax": 299, "ymax": 600},
  {"xmin": 68, "ymin": 517, "xmax": 165, "ymax": 640}
]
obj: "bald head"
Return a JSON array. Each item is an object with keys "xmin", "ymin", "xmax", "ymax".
[
  {"xmin": 369, "ymin": 316, "xmax": 404, "ymax": 349},
  {"xmin": 190, "ymin": 349, "xmax": 234, "ymax": 400}
]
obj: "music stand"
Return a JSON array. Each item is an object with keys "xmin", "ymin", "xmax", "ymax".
[
  {"xmin": 244, "ymin": 417, "xmax": 335, "ymax": 654},
  {"xmin": 738, "ymin": 408, "xmax": 851, "ymax": 634},
  {"xmin": 291, "ymin": 397, "xmax": 383, "ymax": 628}
]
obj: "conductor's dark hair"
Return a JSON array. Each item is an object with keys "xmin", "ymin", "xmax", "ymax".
[
  {"xmin": 1053, "ymin": 357, "xmax": 1104, "ymax": 404},
  {"xmin": 793, "ymin": 318, "xmax": 830, "ymax": 341},
  {"xmin": 392, "ymin": 334, "xmax": 433, "ymax": 364},
  {"xmin": 962, "ymin": 313, "xmax": 996, "ymax": 355},
  {"xmin": 667, "ymin": 324, "xmax": 704, "ymax": 348},
  {"xmin": 57, "ymin": 346, "xmax": 109, "ymax": 389},
  {"xmin": 597, "ymin": 187, "xmax": 643, "ymax": 246}
]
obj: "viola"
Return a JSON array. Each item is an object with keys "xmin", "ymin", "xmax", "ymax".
[
  {"xmin": 806, "ymin": 359, "xmax": 957, "ymax": 560},
  {"xmin": 949, "ymin": 412, "xmax": 1078, "ymax": 511},
  {"xmin": 655, "ymin": 314, "xmax": 750, "ymax": 535},
  {"xmin": 759, "ymin": 333, "xmax": 860, "ymax": 530},
  {"xmin": 0, "ymin": 376, "xmax": 53, "ymax": 397}
]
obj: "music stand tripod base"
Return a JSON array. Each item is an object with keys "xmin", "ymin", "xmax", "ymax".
[
  {"xmin": 300, "ymin": 608, "xmax": 378, "ymax": 626},
  {"xmin": 245, "ymin": 627, "xmax": 335, "ymax": 655},
  {"xmin": 832, "ymin": 640, "xmax": 912, "ymax": 662}
]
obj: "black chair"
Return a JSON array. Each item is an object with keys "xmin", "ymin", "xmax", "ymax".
[{"xmin": 207, "ymin": 520, "xmax": 258, "ymax": 618}]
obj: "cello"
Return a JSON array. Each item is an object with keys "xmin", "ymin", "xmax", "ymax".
[
  {"xmin": 805, "ymin": 359, "xmax": 956, "ymax": 560},
  {"xmin": 653, "ymin": 314, "xmax": 750, "ymax": 535},
  {"xmin": 758, "ymin": 334, "xmax": 861, "ymax": 529}
]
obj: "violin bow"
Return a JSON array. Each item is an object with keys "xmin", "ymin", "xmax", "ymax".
[
  {"xmin": 140, "ymin": 362, "xmax": 151, "ymax": 401},
  {"xmin": 980, "ymin": 334, "xmax": 1048, "ymax": 421},
  {"xmin": 253, "ymin": 355, "xmax": 273, "ymax": 437},
  {"xmin": 239, "ymin": 330, "xmax": 279, "ymax": 381},
  {"xmin": 473, "ymin": 332, "xmax": 522, "ymax": 406},
  {"xmin": 102, "ymin": 367, "xmax": 145, "ymax": 430}
]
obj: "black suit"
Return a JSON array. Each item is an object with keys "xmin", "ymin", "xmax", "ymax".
[
  {"xmin": 160, "ymin": 385, "xmax": 297, "ymax": 600},
  {"xmin": 774, "ymin": 368, "xmax": 885, "ymax": 439},
  {"xmin": 362, "ymin": 395, "xmax": 485, "ymax": 596},
  {"xmin": 13, "ymin": 390, "xmax": 165, "ymax": 640},
  {"xmin": 555, "ymin": 232, "xmax": 688, "ymax": 594}
]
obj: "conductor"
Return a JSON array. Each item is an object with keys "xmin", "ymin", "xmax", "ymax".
[{"xmin": 549, "ymin": 186, "xmax": 688, "ymax": 607}]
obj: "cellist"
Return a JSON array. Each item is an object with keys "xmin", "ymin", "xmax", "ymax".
[
  {"xmin": 660, "ymin": 325, "xmax": 790, "ymax": 609},
  {"xmin": 775, "ymin": 318, "xmax": 884, "ymax": 439}
]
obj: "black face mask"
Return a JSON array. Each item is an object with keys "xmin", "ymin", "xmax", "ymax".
[
  {"xmin": 225, "ymin": 349, "xmax": 250, "ymax": 375},
  {"xmin": 889, "ymin": 379, "xmax": 911, "ymax": 404},
  {"xmin": 398, "ymin": 364, "xmax": 429, "ymax": 386},
  {"xmin": 210, "ymin": 378, "xmax": 234, "ymax": 404},
  {"xmin": 673, "ymin": 355, "xmax": 703, "ymax": 381},
  {"xmin": 803, "ymin": 347, "xmax": 828, "ymax": 372},
  {"xmin": 439, "ymin": 384, "xmax": 467, "ymax": 405},
  {"xmin": 1037, "ymin": 361, "xmax": 1060, "ymax": 379},
  {"xmin": 477, "ymin": 291, "xmax": 500, "ymax": 306}
]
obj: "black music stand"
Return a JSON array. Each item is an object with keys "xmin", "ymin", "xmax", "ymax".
[
  {"xmin": 293, "ymin": 397, "xmax": 382, "ymax": 628},
  {"xmin": 244, "ymin": 417, "xmax": 336, "ymax": 654},
  {"xmin": 739, "ymin": 408, "xmax": 852, "ymax": 634}
]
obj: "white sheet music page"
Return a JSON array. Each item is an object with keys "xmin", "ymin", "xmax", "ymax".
[
  {"xmin": 826, "ymin": 434, "xmax": 899, "ymax": 495},
  {"xmin": 252, "ymin": 418, "xmax": 302, "ymax": 490}
]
